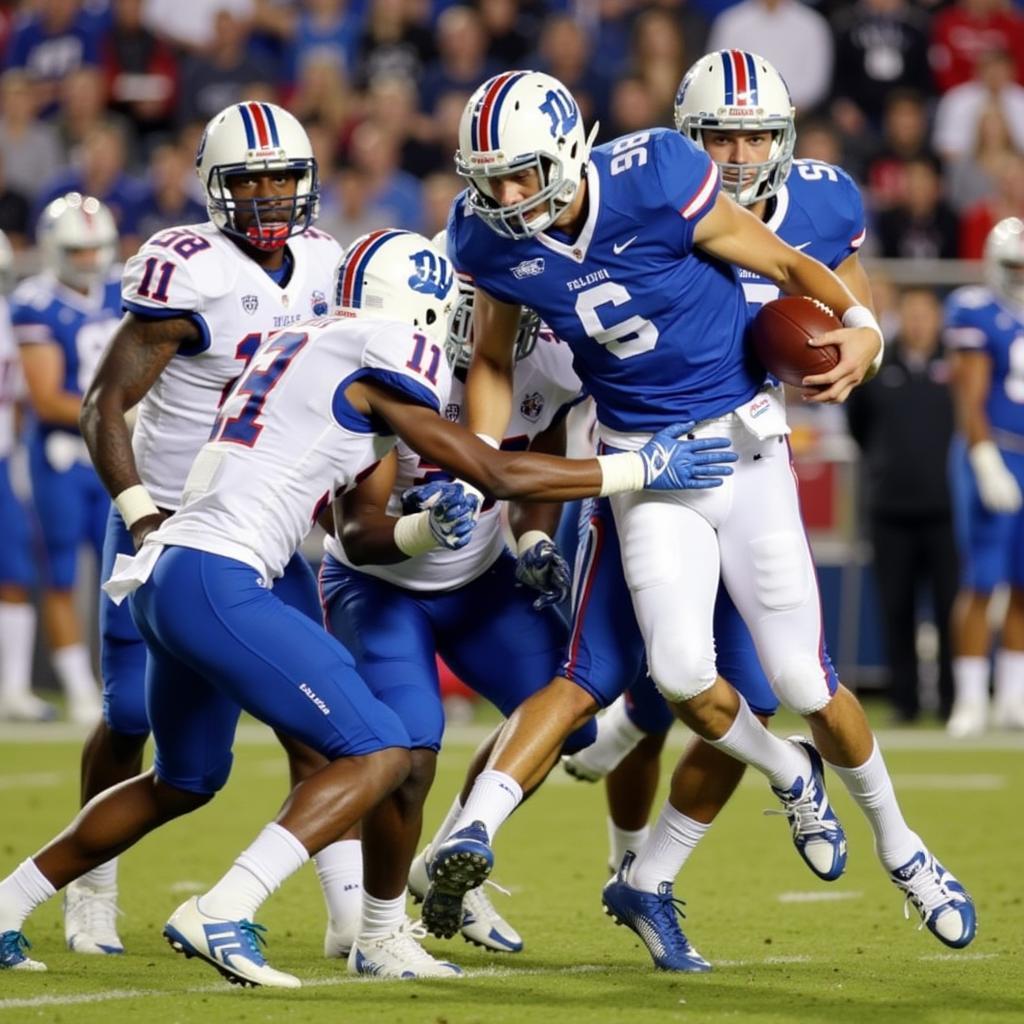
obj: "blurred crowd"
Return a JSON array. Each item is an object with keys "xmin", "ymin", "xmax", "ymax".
[{"xmin": 0, "ymin": 0, "xmax": 1021, "ymax": 262}]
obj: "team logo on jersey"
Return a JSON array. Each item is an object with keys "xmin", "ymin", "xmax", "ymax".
[
  {"xmin": 408, "ymin": 249, "xmax": 454, "ymax": 299},
  {"xmin": 539, "ymin": 88, "xmax": 578, "ymax": 139},
  {"xmin": 241, "ymin": 294, "xmax": 259, "ymax": 314},
  {"xmin": 311, "ymin": 289, "xmax": 328, "ymax": 316},
  {"xmin": 445, "ymin": 402, "xmax": 461, "ymax": 422},
  {"xmin": 520, "ymin": 392, "xmax": 545, "ymax": 422},
  {"xmin": 511, "ymin": 257, "xmax": 545, "ymax": 280}
]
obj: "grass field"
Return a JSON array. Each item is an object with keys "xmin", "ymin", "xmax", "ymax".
[{"xmin": 1, "ymin": 710, "xmax": 1022, "ymax": 1023}]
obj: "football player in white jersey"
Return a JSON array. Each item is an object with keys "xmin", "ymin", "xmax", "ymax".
[
  {"xmin": 74, "ymin": 102, "xmax": 350, "ymax": 956},
  {"xmin": 319, "ymin": 259, "xmax": 589, "ymax": 976},
  {"xmin": 10, "ymin": 194, "xmax": 121, "ymax": 726},
  {"xmin": 0, "ymin": 230, "xmax": 736, "ymax": 982},
  {"xmin": 0, "ymin": 230, "xmax": 52, "ymax": 722}
]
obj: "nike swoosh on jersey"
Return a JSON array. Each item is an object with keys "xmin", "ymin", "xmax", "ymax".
[
  {"xmin": 612, "ymin": 236, "xmax": 638, "ymax": 255},
  {"xmin": 794, "ymin": 242, "xmax": 812, "ymax": 251}
]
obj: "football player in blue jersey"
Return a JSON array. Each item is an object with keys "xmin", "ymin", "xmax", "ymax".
[
  {"xmin": 563, "ymin": 45, "xmax": 878, "ymax": 920},
  {"xmin": 946, "ymin": 216, "xmax": 1024, "ymax": 736},
  {"xmin": 420, "ymin": 61, "xmax": 976, "ymax": 963},
  {"xmin": 10, "ymin": 194, "xmax": 120, "ymax": 727}
]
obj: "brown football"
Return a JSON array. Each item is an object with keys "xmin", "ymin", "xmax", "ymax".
[{"xmin": 751, "ymin": 296, "xmax": 842, "ymax": 388}]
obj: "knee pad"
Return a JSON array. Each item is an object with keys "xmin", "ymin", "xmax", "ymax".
[
  {"xmin": 748, "ymin": 531, "xmax": 812, "ymax": 611},
  {"xmin": 647, "ymin": 635, "xmax": 717, "ymax": 704},
  {"xmin": 770, "ymin": 654, "xmax": 835, "ymax": 716}
]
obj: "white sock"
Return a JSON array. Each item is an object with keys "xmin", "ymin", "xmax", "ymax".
[
  {"xmin": 52, "ymin": 644, "xmax": 98, "ymax": 701},
  {"xmin": 993, "ymin": 649, "xmax": 1024, "ymax": 706},
  {"xmin": 76, "ymin": 858, "xmax": 118, "ymax": 892},
  {"xmin": 0, "ymin": 602, "xmax": 36, "ymax": 699},
  {"xmin": 428, "ymin": 794, "xmax": 465, "ymax": 852},
  {"xmin": 200, "ymin": 823, "xmax": 309, "ymax": 920},
  {"xmin": 359, "ymin": 891, "xmax": 406, "ymax": 940},
  {"xmin": 627, "ymin": 802, "xmax": 711, "ymax": 893},
  {"xmin": 827, "ymin": 740, "xmax": 921, "ymax": 871},
  {"xmin": 571, "ymin": 696, "xmax": 646, "ymax": 776},
  {"xmin": 314, "ymin": 840, "xmax": 362, "ymax": 926},
  {"xmin": 0, "ymin": 858, "xmax": 57, "ymax": 932},
  {"xmin": 608, "ymin": 818, "xmax": 650, "ymax": 873},
  {"xmin": 452, "ymin": 770, "xmax": 523, "ymax": 841},
  {"xmin": 706, "ymin": 696, "xmax": 808, "ymax": 791},
  {"xmin": 952, "ymin": 656, "xmax": 990, "ymax": 704}
]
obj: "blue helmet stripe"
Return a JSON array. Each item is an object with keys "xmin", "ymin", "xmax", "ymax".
[
  {"xmin": 351, "ymin": 230, "xmax": 406, "ymax": 307},
  {"xmin": 721, "ymin": 52, "xmax": 735, "ymax": 106},
  {"xmin": 238, "ymin": 104, "xmax": 256, "ymax": 148},
  {"xmin": 261, "ymin": 103, "xmax": 281, "ymax": 147},
  {"xmin": 487, "ymin": 71, "xmax": 526, "ymax": 149},
  {"xmin": 744, "ymin": 52, "xmax": 758, "ymax": 104}
]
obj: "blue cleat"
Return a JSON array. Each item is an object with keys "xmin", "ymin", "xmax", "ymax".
[
  {"xmin": 601, "ymin": 853, "xmax": 711, "ymax": 972},
  {"xmin": 163, "ymin": 896, "xmax": 300, "ymax": 988},
  {"xmin": 769, "ymin": 737, "xmax": 847, "ymax": 881},
  {"xmin": 0, "ymin": 930, "xmax": 46, "ymax": 971},
  {"xmin": 421, "ymin": 821, "xmax": 494, "ymax": 940},
  {"xmin": 890, "ymin": 851, "xmax": 977, "ymax": 949}
]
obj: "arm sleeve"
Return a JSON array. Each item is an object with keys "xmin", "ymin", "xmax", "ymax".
[
  {"xmin": 8, "ymin": 285, "xmax": 56, "ymax": 346},
  {"xmin": 121, "ymin": 242, "xmax": 204, "ymax": 318},
  {"xmin": 830, "ymin": 167, "xmax": 867, "ymax": 267},
  {"xmin": 360, "ymin": 325, "xmax": 453, "ymax": 415},
  {"xmin": 942, "ymin": 291, "xmax": 991, "ymax": 354},
  {"xmin": 650, "ymin": 130, "xmax": 720, "ymax": 254}
]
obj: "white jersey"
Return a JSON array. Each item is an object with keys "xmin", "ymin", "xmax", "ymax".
[
  {"xmin": 123, "ymin": 222, "xmax": 344, "ymax": 509},
  {"xmin": 324, "ymin": 328, "xmax": 582, "ymax": 591},
  {"xmin": 150, "ymin": 315, "xmax": 452, "ymax": 582},
  {"xmin": 0, "ymin": 298, "xmax": 20, "ymax": 459}
]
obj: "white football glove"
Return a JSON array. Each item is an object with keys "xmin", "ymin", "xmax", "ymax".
[{"xmin": 969, "ymin": 440, "xmax": 1022, "ymax": 514}]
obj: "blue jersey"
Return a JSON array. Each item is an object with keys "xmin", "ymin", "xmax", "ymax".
[
  {"xmin": 943, "ymin": 287, "xmax": 1024, "ymax": 443},
  {"xmin": 739, "ymin": 159, "xmax": 866, "ymax": 310},
  {"xmin": 450, "ymin": 128, "xmax": 763, "ymax": 433},
  {"xmin": 10, "ymin": 272, "xmax": 122, "ymax": 437}
]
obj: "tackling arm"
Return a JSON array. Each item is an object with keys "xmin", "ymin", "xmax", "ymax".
[
  {"xmin": 464, "ymin": 287, "xmax": 521, "ymax": 441},
  {"xmin": 507, "ymin": 414, "xmax": 570, "ymax": 542},
  {"xmin": 335, "ymin": 451, "xmax": 409, "ymax": 566}
]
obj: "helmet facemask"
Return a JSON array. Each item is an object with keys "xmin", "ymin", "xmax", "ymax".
[
  {"xmin": 985, "ymin": 218, "xmax": 1024, "ymax": 308},
  {"xmin": 447, "ymin": 274, "xmax": 541, "ymax": 370}
]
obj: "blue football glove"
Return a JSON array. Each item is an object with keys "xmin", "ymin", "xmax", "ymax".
[
  {"xmin": 515, "ymin": 536, "xmax": 572, "ymax": 610},
  {"xmin": 638, "ymin": 421, "xmax": 737, "ymax": 490},
  {"xmin": 401, "ymin": 481, "xmax": 481, "ymax": 550}
]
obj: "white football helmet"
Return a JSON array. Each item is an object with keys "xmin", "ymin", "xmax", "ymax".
[
  {"xmin": 196, "ymin": 101, "xmax": 319, "ymax": 251},
  {"xmin": 430, "ymin": 230, "xmax": 539, "ymax": 369},
  {"xmin": 0, "ymin": 229, "xmax": 13, "ymax": 294},
  {"xmin": 674, "ymin": 50, "xmax": 796, "ymax": 205},
  {"xmin": 985, "ymin": 217, "xmax": 1024, "ymax": 307},
  {"xmin": 37, "ymin": 193, "xmax": 117, "ymax": 291},
  {"xmin": 333, "ymin": 230, "xmax": 456, "ymax": 347},
  {"xmin": 456, "ymin": 70, "xmax": 597, "ymax": 239}
]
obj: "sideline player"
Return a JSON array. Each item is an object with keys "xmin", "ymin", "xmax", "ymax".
[
  {"xmin": 0, "ymin": 229, "xmax": 51, "ymax": 722},
  {"xmin": 563, "ymin": 47, "xmax": 873, "ymax": 911},
  {"xmin": 320, "ymin": 266, "xmax": 592, "ymax": 975},
  {"xmin": 11, "ymin": 194, "xmax": 119, "ymax": 725},
  {"xmin": 74, "ymin": 102, "xmax": 352, "ymax": 956},
  {"xmin": 946, "ymin": 217, "xmax": 1024, "ymax": 736},
  {"xmin": 0, "ymin": 229, "xmax": 736, "ymax": 983},
  {"xmin": 422, "ymin": 65, "xmax": 976, "ymax": 961}
]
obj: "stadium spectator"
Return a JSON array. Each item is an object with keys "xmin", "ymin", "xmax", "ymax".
[
  {"xmin": 933, "ymin": 47, "xmax": 1024, "ymax": 163},
  {"xmin": 102, "ymin": 0, "xmax": 179, "ymax": 140},
  {"xmin": 365, "ymin": 74, "xmax": 443, "ymax": 178},
  {"xmin": 288, "ymin": 0, "xmax": 362, "ymax": 81},
  {"xmin": 865, "ymin": 90, "xmax": 934, "ymax": 211},
  {"xmin": 316, "ymin": 163, "xmax": 386, "ymax": 245},
  {"xmin": 629, "ymin": 8, "xmax": 691, "ymax": 120},
  {"xmin": 830, "ymin": 0, "xmax": 932, "ymax": 131},
  {"xmin": 0, "ymin": 71, "xmax": 64, "ymax": 201},
  {"xmin": 140, "ymin": 0, "xmax": 254, "ymax": 53},
  {"xmin": 707, "ymin": 0, "xmax": 834, "ymax": 112},
  {"xmin": 0, "ymin": 154, "xmax": 29, "ymax": 248},
  {"xmin": 535, "ymin": 13, "xmax": 610, "ymax": 127},
  {"xmin": 3, "ymin": 0, "xmax": 102, "ymax": 115},
  {"xmin": 877, "ymin": 156, "xmax": 960, "ymax": 259},
  {"xmin": 352, "ymin": 0, "xmax": 436, "ymax": 91},
  {"xmin": 604, "ymin": 75, "xmax": 659, "ymax": 142},
  {"xmin": 55, "ymin": 67, "xmax": 133, "ymax": 168},
  {"xmin": 846, "ymin": 287, "xmax": 957, "ymax": 723},
  {"xmin": 959, "ymin": 151, "xmax": 1024, "ymax": 258},
  {"xmin": 946, "ymin": 100, "xmax": 1021, "ymax": 213},
  {"xmin": 930, "ymin": 0, "xmax": 1024, "ymax": 93},
  {"xmin": 134, "ymin": 142, "xmax": 207, "ymax": 241},
  {"xmin": 478, "ymin": 0, "xmax": 531, "ymax": 65},
  {"xmin": 177, "ymin": 8, "xmax": 267, "ymax": 127},
  {"xmin": 420, "ymin": 6, "xmax": 496, "ymax": 113},
  {"xmin": 346, "ymin": 118, "xmax": 422, "ymax": 231},
  {"xmin": 288, "ymin": 51, "xmax": 353, "ymax": 141},
  {"xmin": 420, "ymin": 169, "xmax": 462, "ymax": 237}
]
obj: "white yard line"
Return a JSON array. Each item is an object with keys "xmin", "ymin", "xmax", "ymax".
[{"xmin": 777, "ymin": 891, "xmax": 863, "ymax": 904}]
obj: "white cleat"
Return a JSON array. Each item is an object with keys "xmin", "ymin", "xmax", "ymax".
[
  {"xmin": 348, "ymin": 919, "xmax": 463, "ymax": 978},
  {"xmin": 991, "ymin": 696, "xmax": 1024, "ymax": 730},
  {"xmin": 324, "ymin": 915, "xmax": 357, "ymax": 959},
  {"xmin": 560, "ymin": 751, "xmax": 604, "ymax": 783},
  {"xmin": 64, "ymin": 880, "xmax": 124, "ymax": 954},
  {"xmin": 163, "ymin": 896, "xmax": 300, "ymax": 988},
  {"xmin": 0, "ymin": 931, "xmax": 47, "ymax": 971},
  {"xmin": 946, "ymin": 699, "xmax": 989, "ymax": 739},
  {"xmin": 409, "ymin": 846, "xmax": 522, "ymax": 953},
  {"xmin": 0, "ymin": 693, "xmax": 58, "ymax": 722}
]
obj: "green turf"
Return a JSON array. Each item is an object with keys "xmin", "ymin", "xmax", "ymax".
[{"xmin": 1, "ymin": 715, "xmax": 1021, "ymax": 1023}]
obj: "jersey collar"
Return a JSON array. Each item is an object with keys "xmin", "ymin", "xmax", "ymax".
[
  {"xmin": 765, "ymin": 183, "xmax": 789, "ymax": 235},
  {"xmin": 535, "ymin": 161, "xmax": 600, "ymax": 265}
]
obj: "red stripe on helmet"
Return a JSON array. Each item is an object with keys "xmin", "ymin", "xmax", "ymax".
[
  {"xmin": 248, "ymin": 102, "xmax": 270, "ymax": 147},
  {"xmin": 731, "ymin": 50, "xmax": 748, "ymax": 105},
  {"xmin": 476, "ymin": 72, "xmax": 516, "ymax": 152},
  {"xmin": 340, "ymin": 230, "xmax": 387, "ymax": 308}
]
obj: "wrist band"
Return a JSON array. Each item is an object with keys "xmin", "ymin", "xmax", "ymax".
[
  {"xmin": 114, "ymin": 484, "xmax": 160, "ymax": 529},
  {"xmin": 842, "ymin": 303, "xmax": 885, "ymax": 374},
  {"xmin": 596, "ymin": 452, "xmax": 645, "ymax": 496},
  {"xmin": 393, "ymin": 510, "xmax": 439, "ymax": 557},
  {"xmin": 516, "ymin": 529, "xmax": 551, "ymax": 556}
]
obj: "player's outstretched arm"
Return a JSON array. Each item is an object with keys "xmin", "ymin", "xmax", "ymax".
[
  {"xmin": 694, "ymin": 193, "xmax": 882, "ymax": 403},
  {"xmin": 464, "ymin": 287, "xmax": 521, "ymax": 442},
  {"xmin": 80, "ymin": 313, "xmax": 196, "ymax": 546},
  {"xmin": 360, "ymin": 383, "xmax": 738, "ymax": 502}
]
